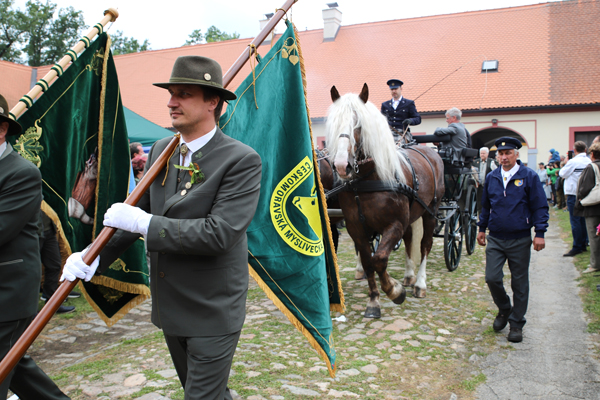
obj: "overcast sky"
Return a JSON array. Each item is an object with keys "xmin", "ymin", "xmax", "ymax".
[{"xmin": 13, "ymin": 0, "xmax": 556, "ymax": 50}]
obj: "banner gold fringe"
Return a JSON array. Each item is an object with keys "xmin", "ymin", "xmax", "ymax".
[
  {"xmin": 78, "ymin": 279, "xmax": 150, "ymax": 327},
  {"xmin": 248, "ymin": 264, "xmax": 337, "ymax": 378},
  {"xmin": 293, "ymin": 23, "xmax": 345, "ymax": 313},
  {"xmin": 92, "ymin": 34, "xmax": 111, "ymax": 238},
  {"xmin": 42, "ymin": 200, "xmax": 150, "ymax": 327},
  {"xmin": 40, "ymin": 200, "xmax": 72, "ymax": 270}
]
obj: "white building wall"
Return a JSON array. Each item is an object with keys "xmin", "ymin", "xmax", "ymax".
[
  {"xmin": 409, "ymin": 110, "xmax": 600, "ymax": 165},
  {"xmin": 312, "ymin": 110, "xmax": 600, "ymax": 165}
]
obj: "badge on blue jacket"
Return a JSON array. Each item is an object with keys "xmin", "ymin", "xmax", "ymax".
[{"xmin": 514, "ymin": 179, "xmax": 523, "ymax": 187}]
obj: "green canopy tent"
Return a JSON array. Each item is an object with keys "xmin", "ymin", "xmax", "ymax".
[{"xmin": 124, "ymin": 107, "xmax": 173, "ymax": 149}]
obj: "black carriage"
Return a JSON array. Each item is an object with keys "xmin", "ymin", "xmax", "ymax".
[{"xmin": 413, "ymin": 134, "xmax": 479, "ymax": 272}]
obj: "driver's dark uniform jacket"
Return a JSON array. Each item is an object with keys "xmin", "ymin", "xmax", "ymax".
[
  {"xmin": 380, "ymin": 98, "xmax": 421, "ymax": 131},
  {"xmin": 478, "ymin": 160, "xmax": 549, "ymax": 239}
]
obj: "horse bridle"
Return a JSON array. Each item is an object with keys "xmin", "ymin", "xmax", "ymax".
[{"xmin": 337, "ymin": 132, "xmax": 374, "ymax": 174}]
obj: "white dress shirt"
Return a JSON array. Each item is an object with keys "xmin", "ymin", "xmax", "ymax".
[
  {"xmin": 501, "ymin": 162, "xmax": 520, "ymax": 189},
  {"xmin": 179, "ymin": 126, "xmax": 217, "ymax": 166},
  {"xmin": 391, "ymin": 96, "xmax": 403, "ymax": 110}
]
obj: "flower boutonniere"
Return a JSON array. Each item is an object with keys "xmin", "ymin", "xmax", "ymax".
[{"xmin": 174, "ymin": 162, "xmax": 205, "ymax": 184}]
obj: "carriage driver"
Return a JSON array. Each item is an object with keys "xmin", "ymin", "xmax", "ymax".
[
  {"xmin": 380, "ymin": 79, "xmax": 421, "ymax": 140},
  {"xmin": 477, "ymin": 137, "xmax": 549, "ymax": 343}
]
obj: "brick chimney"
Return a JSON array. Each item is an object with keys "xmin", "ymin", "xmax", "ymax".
[{"xmin": 322, "ymin": 4, "xmax": 342, "ymax": 42}]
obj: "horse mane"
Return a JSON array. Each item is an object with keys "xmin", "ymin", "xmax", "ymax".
[{"xmin": 325, "ymin": 92, "xmax": 407, "ymax": 185}]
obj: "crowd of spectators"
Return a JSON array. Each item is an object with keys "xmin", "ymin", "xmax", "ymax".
[
  {"xmin": 543, "ymin": 137, "xmax": 600, "ymax": 291},
  {"xmin": 486, "ymin": 138, "xmax": 600, "ymax": 287}
]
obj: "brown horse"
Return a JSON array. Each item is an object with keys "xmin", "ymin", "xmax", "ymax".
[
  {"xmin": 317, "ymin": 150, "xmax": 343, "ymax": 251},
  {"xmin": 325, "ymin": 83, "xmax": 445, "ymax": 318}
]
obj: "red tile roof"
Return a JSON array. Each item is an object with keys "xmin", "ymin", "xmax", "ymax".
[
  {"xmin": 2, "ymin": 1, "xmax": 599, "ymax": 127},
  {"xmin": 112, "ymin": 39, "xmax": 259, "ymax": 128},
  {"xmin": 0, "ymin": 60, "xmax": 35, "ymax": 111}
]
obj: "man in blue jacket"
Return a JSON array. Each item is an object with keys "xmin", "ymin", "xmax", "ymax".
[
  {"xmin": 380, "ymin": 79, "xmax": 421, "ymax": 140},
  {"xmin": 477, "ymin": 137, "xmax": 549, "ymax": 343}
]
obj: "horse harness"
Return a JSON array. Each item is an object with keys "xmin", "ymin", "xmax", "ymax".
[{"xmin": 324, "ymin": 142, "xmax": 440, "ymax": 221}]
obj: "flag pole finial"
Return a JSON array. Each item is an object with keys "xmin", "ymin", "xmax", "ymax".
[{"xmin": 104, "ymin": 8, "xmax": 119, "ymax": 22}]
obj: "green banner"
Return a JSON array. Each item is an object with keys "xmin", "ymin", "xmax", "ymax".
[
  {"xmin": 12, "ymin": 33, "xmax": 149, "ymax": 325},
  {"xmin": 220, "ymin": 21, "xmax": 344, "ymax": 377}
]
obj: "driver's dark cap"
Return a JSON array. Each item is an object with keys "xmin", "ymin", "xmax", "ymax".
[
  {"xmin": 495, "ymin": 137, "xmax": 522, "ymax": 151},
  {"xmin": 386, "ymin": 79, "xmax": 403, "ymax": 89}
]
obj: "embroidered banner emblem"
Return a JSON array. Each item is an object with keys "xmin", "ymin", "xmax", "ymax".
[{"xmin": 270, "ymin": 156, "xmax": 323, "ymax": 256}]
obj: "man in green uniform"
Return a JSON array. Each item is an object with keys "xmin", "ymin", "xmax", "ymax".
[
  {"xmin": 61, "ymin": 56, "xmax": 262, "ymax": 400},
  {"xmin": 0, "ymin": 94, "xmax": 69, "ymax": 399}
]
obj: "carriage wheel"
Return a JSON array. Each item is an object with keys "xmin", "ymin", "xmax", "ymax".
[
  {"xmin": 464, "ymin": 185, "xmax": 478, "ymax": 255},
  {"xmin": 444, "ymin": 208, "xmax": 463, "ymax": 271}
]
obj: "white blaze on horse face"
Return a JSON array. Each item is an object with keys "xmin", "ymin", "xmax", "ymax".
[{"xmin": 334, "ymin": 136, "xmax": 351, "ymax": 178}]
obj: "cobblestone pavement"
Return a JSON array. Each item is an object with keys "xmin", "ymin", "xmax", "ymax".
[{"xmin": 8, "ymin": 217, "xmax": 600, "ymax": 399}]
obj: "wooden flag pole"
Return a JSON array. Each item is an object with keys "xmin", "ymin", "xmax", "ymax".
[
  {"xmin": 0, "ymin": 0, "xmax": 298, "ymax": 384},
  {"xmin": 9, "ymin": 8, "xmax": 119, "ymax": 120}
]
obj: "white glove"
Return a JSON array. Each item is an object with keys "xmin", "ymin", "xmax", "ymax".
[
  {"xmin": 60, "ymin": 248, "xmax": 100, "ymax": 282},
  {"xmin": 103, "ymin": 202, "xmax": 152, "ymax": 235}
]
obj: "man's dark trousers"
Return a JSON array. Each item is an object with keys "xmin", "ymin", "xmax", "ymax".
[
  {"xmin": 485, "ymin": 235, "xmax": 532, "ymax": 328},
  {"xmin": 567, "ymin": 195, "xmax": 588, "ymax": 252},
  {"xmin": 164, "ymin": 330, "xmax": 241, "ymax": 400},
  {"xmin": 40, "ymin": 229, "xmax": 61, "ymax": 299},
  {"xmin": 0, "ymin": 316, "xmax": 69, "ymax": 399}
]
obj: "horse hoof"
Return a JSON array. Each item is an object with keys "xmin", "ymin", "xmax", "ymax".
[
  {"xmin": 414, "ymin": 287, "xmax": 426, "ymax": 298},
  {"xmin": 392, "ymin": 287, "xmax": 407, "ymax": 305},
  {"xmin": 355, "ymin": 271, "xmax": 367, "ymax": 280},
  {"xmin": 403, "ymin": 277, "xmax": 416, "ymax": 287},
  {"xmin": 364, "ymin": 307, "xmax": 381, "ymax": 318}
]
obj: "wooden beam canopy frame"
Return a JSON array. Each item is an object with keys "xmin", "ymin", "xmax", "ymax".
[{"xmin": 0, "ymin": 0, "xmax": 298, "ymax": 384}]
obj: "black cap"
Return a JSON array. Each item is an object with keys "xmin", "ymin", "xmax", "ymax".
[
  {"xmin": 386, "ymin": 79, "xmax": 403, "ymax": 89},
  {"xmin": 495, "ymin": 137, "xmax": 522, "ymax": 151}
]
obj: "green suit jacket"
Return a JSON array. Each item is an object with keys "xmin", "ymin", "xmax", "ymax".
[
  {"xmin": 100, "ymin": 129, "xmax": 262, "ymax": 337},
  {"xmin": 0, "ymin": 143, "xmax": 43, "ymax": 322}
]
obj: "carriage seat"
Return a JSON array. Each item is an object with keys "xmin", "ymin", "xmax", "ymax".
[
  {"xmin": 412, "ymin": 134, "xmax": 477, "ymax": 168},
  {"xmin": 412, "ymin": 134, "xmax": 450, "ymax": 144}
]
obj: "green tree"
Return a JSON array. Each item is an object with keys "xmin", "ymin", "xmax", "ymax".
[
  {"xmin": 110, "ymin": 30, "xmax": 150, "ymax": 55},
  {"xmin": 0, "ymin": 0, "xmax": 86, "ymax": 66},
  {"xmin": 205, "ymin": 25, "xmax": 240, "ymax": 42},
  {"xmin": 0, "ymin": 0, "xmax": 27, "ymax": 62},
  {"xmin": 184, "ymin": 29, "xmax": 204, "ymax": 46},
  {"xmin": 184, "ymin": 26, "xmax": 240, "ymax": 45}
]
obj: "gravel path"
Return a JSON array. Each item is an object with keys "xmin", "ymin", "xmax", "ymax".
[{"xmin": 477, "ymin": 220, "xmax": 600, "ymax": 399}]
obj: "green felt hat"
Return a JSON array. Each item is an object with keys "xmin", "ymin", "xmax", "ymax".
[
  {"xmin": 153, "ymin": 56, "xmax": 236, "ymax": 101},
  {"xmin": 0, "ymin": 94, "xmax": 22, "ymax": 136}
]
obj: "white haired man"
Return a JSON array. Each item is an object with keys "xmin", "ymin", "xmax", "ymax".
[{"xmin": 433, "ymin": 107, "xmax": 472, "ymax": 160}]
